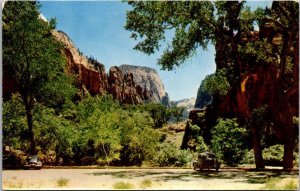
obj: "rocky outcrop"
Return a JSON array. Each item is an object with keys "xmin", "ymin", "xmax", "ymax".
[
  {"xmin": 53, "ymin": 31, "xmax": 155, "ymax": 104},
  {"xmin": 172, "ymin": 97, "xmax": 196, "ymax": 119},
  {"xmin": 119, "ymin": 64, "xmax": 166, "ymax": 103},
  {"xmin": 108, "ymin": 66, "xmax": 153, "ymax": 104},
  {"xmin": 53, "ymin": 30, "xmax": 108, "ymax": 96}
]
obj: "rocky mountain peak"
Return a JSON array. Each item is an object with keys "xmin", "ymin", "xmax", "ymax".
[{"xmin": 119, "ymin": 64, "xmax": 166, "ymax": 103}]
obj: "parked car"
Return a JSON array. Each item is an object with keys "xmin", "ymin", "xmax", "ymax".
[
  {"xmin": 24, "ymin": 155, "xmax": 42, "ymax": 170},
  {"xmin": 192, "ymin": 152, "xmax": 220, "ymax": 171}
]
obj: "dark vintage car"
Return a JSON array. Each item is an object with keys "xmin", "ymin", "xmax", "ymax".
[
  {"xmin": 192, "ymin": 152, "xmax": 221, "ymax": 171},
  {"xmin": 24, "ymin": 155, "xmax": 42, "ymax": 170}
]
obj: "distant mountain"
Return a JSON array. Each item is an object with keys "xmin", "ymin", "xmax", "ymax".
[
  {"xmin": 171, "ymin": 97, "xmax": 196, "ymax": 119},
  {"xmin": 119, "ymin": 64, "xmax": 167, "ymax": 103}
]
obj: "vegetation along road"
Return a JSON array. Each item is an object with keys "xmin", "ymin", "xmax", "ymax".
[{"xmin": 2, "ymin": 168, "xmax": 298, "ymax": 190}]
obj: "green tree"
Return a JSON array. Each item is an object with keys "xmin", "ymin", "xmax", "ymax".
[
  {"xmin": 119, "ymin": 111, "xmax": 160, "ymax": 166},
  {"xmin": 3, "ymin": 1, "xmax": 76, "ymax": 154},
  {"xmin": 169, "ymin": 106, "xmax": 185, "ymax": 123},
  {"xmin": 75, "ymin": 95, "xmax": 121, "ymax": 165},
  {"xmin": 141, "ymin": 103, "xmax": 170, "ymax": 128},
  {"xmin": 211, "ymin": 118, "xmax": 248, "ymax": 166}
]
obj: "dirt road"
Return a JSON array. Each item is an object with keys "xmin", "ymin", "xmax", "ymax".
[{"xmin": 2, "ymin": 168, "xmax": 298, "ymax": 190}]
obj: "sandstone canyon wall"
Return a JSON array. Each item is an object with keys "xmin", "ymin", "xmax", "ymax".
[{"xmin": 3, "ymin": 30, "xmax": 159, "ymax": 105}]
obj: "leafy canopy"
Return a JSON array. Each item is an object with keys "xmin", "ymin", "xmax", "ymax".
[{"xmin": 125, "ymin": 1, "xmax": 264, "ymax": 70}]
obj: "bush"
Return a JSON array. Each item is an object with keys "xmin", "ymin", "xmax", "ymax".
[
  {"xmin": 241, "ymin": 149, "xmax": 255, "ymax": 165},
  {"xmin": 152, "ymin": 142, "xmax": 193, "ymax": 167},
  {"xmin": 211, "ymin": 118, "xmax": 248, "ymax": 166},
  {"xmin": 262, "ymin": 144, "xmax": 284, "ymax": 166}
]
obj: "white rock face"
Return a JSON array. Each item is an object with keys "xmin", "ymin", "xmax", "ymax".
[
  {"xmin": 172, "ymin": 97, "xmax": 196, "ymax": 119},
  {"xmin": 119, "ymin": 64, "xmax": 166, "ymax": 103}
]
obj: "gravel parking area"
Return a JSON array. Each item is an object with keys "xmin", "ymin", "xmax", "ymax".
[{"xmin": 2, "ymin": 168, "xmax": 299, "ymax": 190}]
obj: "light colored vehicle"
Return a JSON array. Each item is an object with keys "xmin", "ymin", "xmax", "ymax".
[
  {"xmin": 192, "ymin": 152, "xmax": 220, "ymax": 171},
  {"xmin": 24, "ymin": 155, "xmax": 42, "ymax": 170}
]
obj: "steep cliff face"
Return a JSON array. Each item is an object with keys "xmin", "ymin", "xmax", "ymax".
[
  {"xmin": 52, "ymin": 30, "xmax": 155, "ymax": 104},
  {"xmin": 53, "ymin": 30, "xmax": 108, "ymax": 96},
  {"xmin": 3, "ymin": 29, "xmax": 157, "ymax": 105},
  {"xmin": 119, "ymin": 64, "xmax": 166, "ymax": 103}
]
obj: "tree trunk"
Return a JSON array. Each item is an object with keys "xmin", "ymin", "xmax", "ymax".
[
  {"xmin": 283, "ymin": 130, "xmax": 294, "ymax": 170},
  {"xmin": 251, "ymin": 126, "xmax": 265, "ymax": 169},
  {"xmin": 271, "ymin": 87, "xmax": 295, "ymax": 170},
  {"xmin": 24, "ymin": 96, "xmax": 36, "ymax": 155},
  {"xmin": 280, "ymin": 101, "xmax": 294, "ymax": 171}
]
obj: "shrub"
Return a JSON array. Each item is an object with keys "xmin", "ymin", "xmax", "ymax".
[
  {"xmin": 211, "ymin": 118, "xmax": 248, "ymax": 166},
  {"xmin": 241, "ymin": 149, "xmax": 255, "ymax": 165},
  {"xmin": 113, "ymin": 182, "xmax": 134, "ymax": 189},
  {"xmin": 262, "ymin": 144, "xmax": 284, "ymax": 166},
  {"xmin": 152, "ymin": 142, "xmax": 193, "ymax": 167},
  {"xmin": 56, "ymin": 178, "xmax": 69, "ymax": 187}
]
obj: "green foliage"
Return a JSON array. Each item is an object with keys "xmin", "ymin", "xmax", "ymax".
[
  {"xmin": 3, "ymin": 94, "xmax": 28, "ymax": 150},
  {"xmin": 211, "ymin": 118, "xmax": 248, "ymax": 166},
  {"xmin": 262, "ymin": 144, "xmax": 284, "ymax": 166},
  {"xmin": 140, "ymin": 103, "xmax": 170, "ymax": 128},
  {"xmin": 203, "ymin": 69, "xmax": 230, "ymax": 96},
  {"xmin": 152, "ymin": 142, "xmax": 193, "ymax": 167},
  {"xmin": 168, "ymin": 106, "xmax": 185, "ymax": 122},
  {"xmin": 125, "ymin": 1, "xmax": 215, "ymax": 70},
  {"xmin": 195, "ymin": 136, "xmax": 209, "ymax": 153},
  {"xmin": 33, "ymin": 104, "xmax": 76, "ymax": 163},
  {"xmin": 73, "ymin": 95, "xmax": 160, "ymax": 166},
  {"xmin": 241, "ymin": 149, "xmax": 255, "ymax": 165}
]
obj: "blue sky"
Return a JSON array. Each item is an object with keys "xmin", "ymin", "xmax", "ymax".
[{"xmin": 40, "ymin": 1, "xmax": 272, "ymax": 101}]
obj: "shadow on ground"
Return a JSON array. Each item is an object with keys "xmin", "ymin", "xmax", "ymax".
[{"xmin": 87, "ymin": 169, "xmax": 298, "ymax": 184}]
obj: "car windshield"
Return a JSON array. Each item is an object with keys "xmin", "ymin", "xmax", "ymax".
[{"xmin": 28, "ymin": 156, "xmax": 38, "ymax": 162}]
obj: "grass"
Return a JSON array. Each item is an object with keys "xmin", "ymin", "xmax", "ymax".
[
  {"xmin": 7, "ymin": 180, "xmax": 24, "ymax": 189},
  {"xmin": 56, "ymin": 177, "xmax": 69, "ymax": 187},
  {"xmin": 140, "ymin": 178, "xmax": 152, "ymax": 188},
  {"xmin": 262, "ymin": 177, "xmax": 298, "ymax": 190},
  {"xmin": 113, "ymin": 181, "xmax": 135, "ymax": 189}
]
